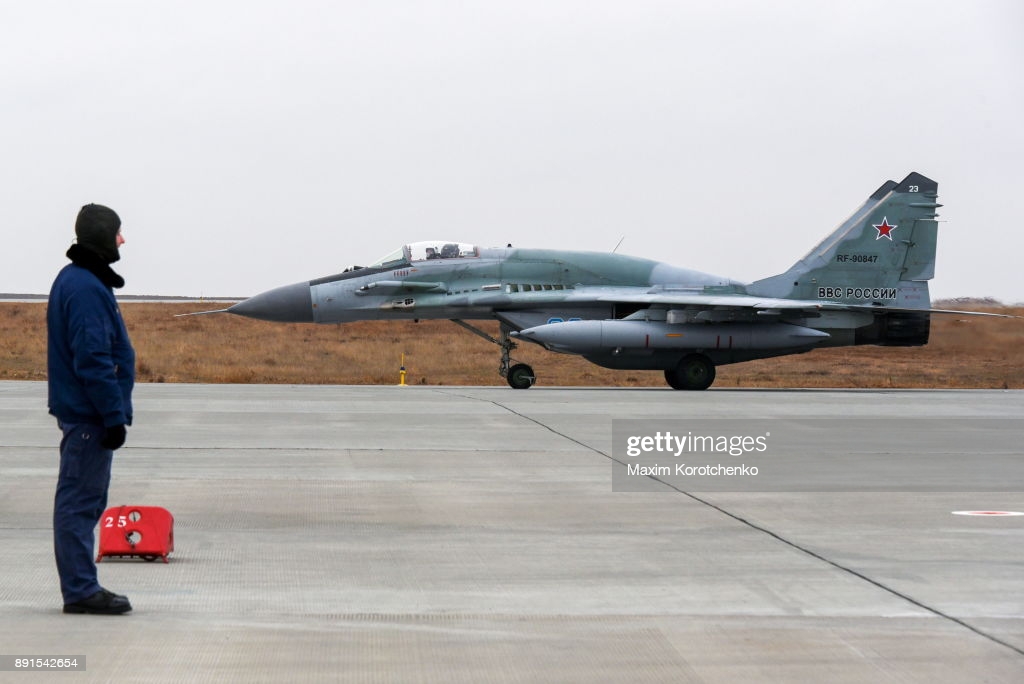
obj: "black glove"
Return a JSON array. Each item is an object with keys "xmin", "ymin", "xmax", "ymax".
[{"xmin": 101, "ymin": 424, "xmax": 127, "ymax": 450}]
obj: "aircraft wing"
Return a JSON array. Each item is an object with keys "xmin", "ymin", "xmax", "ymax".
[
  {"xmin": 567, "ymin": 289, "xmax": 1018, "ymax": 318},
  {"xmin": 590, "ymin": 291, "xmax": 829, "ymax": 310}
]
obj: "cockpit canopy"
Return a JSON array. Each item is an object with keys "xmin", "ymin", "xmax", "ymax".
[{"xmin": 368, "ymin": 241, "xmax": 479, "ymax": 269}]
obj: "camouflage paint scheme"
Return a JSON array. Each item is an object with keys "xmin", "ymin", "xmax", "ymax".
[{"xmin": 220, "ymin": 173, "xmax": 1010, "ymax": 389}]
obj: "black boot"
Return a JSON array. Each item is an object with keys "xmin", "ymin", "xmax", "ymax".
[{"xmin": 63, "ymin": 589, "xmax": 132, "ymax": 615}]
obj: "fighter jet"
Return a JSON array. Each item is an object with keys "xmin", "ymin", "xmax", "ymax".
[{"xmin": 207, "ymin": 172, "xmax": 1011, "ymax": 389}]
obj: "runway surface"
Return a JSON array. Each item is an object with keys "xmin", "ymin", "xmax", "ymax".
[{"xmin": 1, "ymin": 381, "xmax": 1022, "ymax": 683}]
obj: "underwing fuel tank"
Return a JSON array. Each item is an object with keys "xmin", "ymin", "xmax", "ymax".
[{"xmin": 513, "ymin": 320, "xmax": 830, "ymax": 353}]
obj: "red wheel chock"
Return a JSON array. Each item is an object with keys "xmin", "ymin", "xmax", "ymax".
[{"xmin": 96, "ymin": 505, "xmax": 174, "ymax": 563}]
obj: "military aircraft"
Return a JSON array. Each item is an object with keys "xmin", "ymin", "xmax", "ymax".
[{"xmin": 201, "ymin": 172, "xmax": 1011, "ymax": 389}]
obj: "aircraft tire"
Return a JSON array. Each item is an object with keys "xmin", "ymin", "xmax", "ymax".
[
  {"xmin": 507, "ymin": 363, "xmax": 536, "ymax": 389},
  {"xmin": 664, "ymin": 354, "xmax": 716, "ymax": 390}
]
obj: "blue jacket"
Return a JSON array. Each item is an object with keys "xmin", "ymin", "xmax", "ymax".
[{"xmin": 47, "ymin": 261, "xmax": 135, "ymax": 427}]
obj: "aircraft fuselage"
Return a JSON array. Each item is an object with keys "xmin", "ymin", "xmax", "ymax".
[{"xmin": 230, "ymin": 246, "xmax": 737, "ymax": 327}]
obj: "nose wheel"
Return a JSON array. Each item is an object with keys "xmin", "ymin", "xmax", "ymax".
[{"xmin": 505, "ymin": 363, "xmax": 536, "ymax": 389}]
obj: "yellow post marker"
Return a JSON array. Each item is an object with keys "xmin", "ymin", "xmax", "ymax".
[{"xmin": 399, "ymin": 353, "xmax": 407, "ymax": 386}]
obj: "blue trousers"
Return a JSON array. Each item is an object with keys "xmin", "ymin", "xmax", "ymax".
[{"xmin": 54, "ymin": 422, "xmax": 113, "ymax": 604}]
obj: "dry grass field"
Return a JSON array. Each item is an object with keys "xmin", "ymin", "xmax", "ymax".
[{"xmin": 2, "ymin": 302, "xmax": 1022, "ymax": 388}]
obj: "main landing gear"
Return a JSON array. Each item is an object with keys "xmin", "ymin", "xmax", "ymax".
[
  {"xmin": 449, "ymin": 320, "xmax": 536, "ymax": 389},
  {"xmin": 664, "ymin": 353, "xmax": 716, "ymax": 390}
]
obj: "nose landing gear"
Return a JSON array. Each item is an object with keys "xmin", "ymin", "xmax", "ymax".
[{"xmin": 450, "ymin": 319, "xmax": 536, "ymax": 389}]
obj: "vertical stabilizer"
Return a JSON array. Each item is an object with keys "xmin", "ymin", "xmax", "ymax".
[{"xmin": 749, "ymin": 172, "xmax": 940, "ymax": 310}]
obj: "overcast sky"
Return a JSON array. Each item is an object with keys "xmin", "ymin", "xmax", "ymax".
[{"xmin": 3, "ymin": 1, "xmax": 1022, "ymax": 302}]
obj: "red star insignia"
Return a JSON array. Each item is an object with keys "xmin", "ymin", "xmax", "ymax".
[{"xmin": 873, "ymin": 217, "xmax": 897, "ymax": 240}]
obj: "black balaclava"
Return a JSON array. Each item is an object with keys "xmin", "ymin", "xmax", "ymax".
[{"xmin": 75, "ymin": 204, "xmax": 121, "ymax": 264}]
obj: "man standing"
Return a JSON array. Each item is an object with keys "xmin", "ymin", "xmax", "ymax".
[{"xmin": 47, "ymin": 204, "xmax": 135, "ymax": 615}]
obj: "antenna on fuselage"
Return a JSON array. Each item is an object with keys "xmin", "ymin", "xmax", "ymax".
[{"xmin": 611, "ymin": 236, "xmax": 625, "ymax": 253}]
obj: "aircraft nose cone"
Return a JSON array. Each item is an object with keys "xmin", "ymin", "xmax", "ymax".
[{"xmin": 228, "ymin": 282, "xmax": 314, "ymax": 322}]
